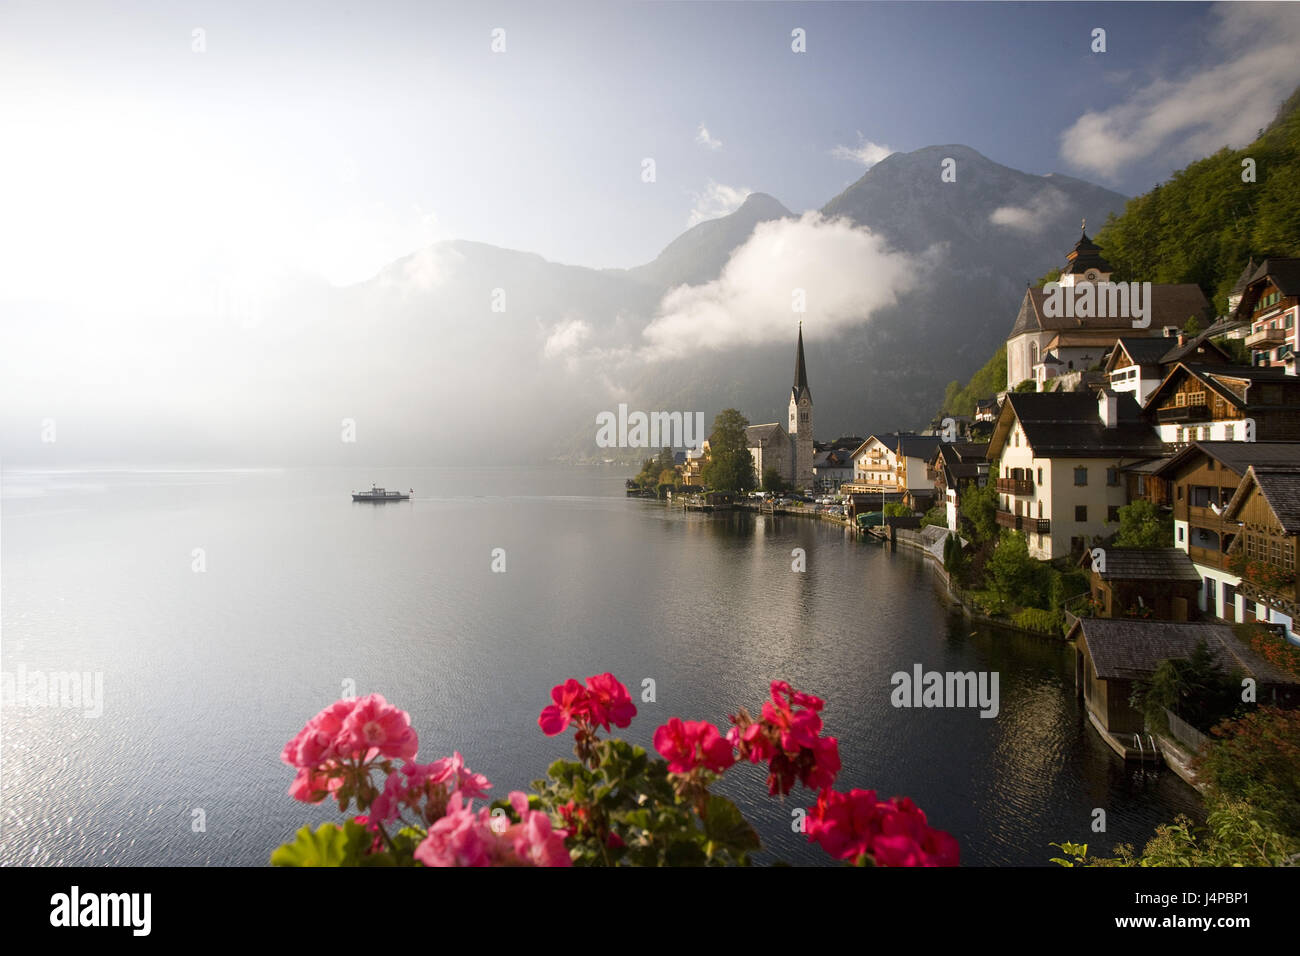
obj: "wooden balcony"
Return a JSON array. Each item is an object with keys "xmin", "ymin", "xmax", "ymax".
[
  {"xmin": 1247, "ymin": 325, "xmax": 1287, "ymax": 349},
  {"xmin": 995, "ymin": 476, "xmax": 1033, "ymax": 496},
  {"xmin": 995, "ymin": 510, "xmax": 1050, "ymax": 534},
  {"xmin": 1156, "ymin": 404, "xmax": 1210, "ymax": 423}
]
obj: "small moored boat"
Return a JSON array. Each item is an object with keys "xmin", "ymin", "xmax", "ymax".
[{"xmin": 352, "ymin": 485, "xmax": 411, "ymax": 502}]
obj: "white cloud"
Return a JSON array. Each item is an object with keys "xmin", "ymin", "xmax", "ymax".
[
  {"xmin": 543, "ymin": 318, "xmax": 592, "ymax": 359},
  {"xmin": 1060, "ymin": 3, "xmax": 1300, "ymax": 178},
  {"xmin": 695, "ymin": 123, "xmax": 723, "ymax": 150},
  {"xmin": 640, "ymin": 212, "xmax": 926, "ymax": 360},
  {"xmin": 831, "ymin": 134, "xmax": 894, "ymax": 168},
  {"xmin": 989, "ymin": 187, "xmax": 1070, "ymax": 234},
  {"xmin": 687, "ymin": 181, "xmax": 751, "ymax": 227}
]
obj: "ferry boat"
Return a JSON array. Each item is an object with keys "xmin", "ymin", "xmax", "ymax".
[{"xmin": 352, "ymin": 485, "xmax": 411, "ymax": 502}]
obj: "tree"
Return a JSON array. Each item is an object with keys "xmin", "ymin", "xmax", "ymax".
[
  {"xmin": 655, "ymin": 447, "xmax": 676, "ymax": 475},
  {"xmin": 986, "ymin": 530, "xmax": 1042, "ymax": 606},
  {"xmin": 1199, "ymin": 706, "xmax": 1300, "ymax": 840},
  {"xmin": 761, "ymin": 466, "xmax": 789, "ymax": 494},
  {"xmin": 1183, "ymin": 314, "xmax": 1202, "ymax": 337},
  {"xmin": 1112, "ymin": 500, "xmax": 1174, "ymax": 548},
  {"xmin": 960, "ymin": 482, "xmax": 998, "ymax": 545},
  {"xmin": 1131, "ymin": 638, "xmax": 1243, "ymax": 732},
  {"xmin": 700, "ymin": 409, "xmax": 756, "ymax": 493},
  {"xmin": 883, "ymin": 502, "xmax": 912, "ymax": 518}
]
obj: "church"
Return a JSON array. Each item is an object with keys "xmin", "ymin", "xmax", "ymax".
[{"xmin": 746, "ymin": 325, "xmax": 815, "ymax": 490}]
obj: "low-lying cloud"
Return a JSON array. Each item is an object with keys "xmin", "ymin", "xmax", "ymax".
[
  {"xmin": 640, "ymin": 212, "xmax": 925, "ymax": 360},
  {"xmin": 687, "ymin": 181, "xmax": 751, "ymax": 227},
  {"xmin": 832, "ymin": 135, "xmax": 894, "ymax": 168},
  {"xmin": 989, "ymin": 186, "xmax": 1069, "ymax": 234}
]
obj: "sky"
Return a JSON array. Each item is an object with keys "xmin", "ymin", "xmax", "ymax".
[
  {"xmin": 2, "ymin": 1, "xmax": 1299, "ymax": 466},
  {"xmin": 2, "ymin": 0, "xmax": 1297, "ymax": 295}
]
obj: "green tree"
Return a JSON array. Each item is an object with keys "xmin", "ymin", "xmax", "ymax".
[
  {"xmin": 883, "ymin": 502, "xmax": 913, "ymax": 518},
  {"xmin": 761, "ymin": 466, "xmax": 789, "ymax": 494},
  {"xmin": 986, "ymin": 530, "xmax": 1042, "ymax": 606},
  {"xmin": 701, "ymin": 409, "xmax": 756, "ymax": 493},
  {"xmin": 655, "ymin": 446, "xmax": 676, "ymax": 475},
  {"xmin": 960, "ymin": 482, "xmax": 998, "ymax": 545},
  {"xmin": 1131, "ymin": 638, "xmax": 1243, "ymax": 732},
  {"xmin": 1198, "ymin": 706, "xmax": 1300, "ymax": 840},
  {"xmin": 1112, "ymin": 500, "xmax": 1174, "ymax": 548}
]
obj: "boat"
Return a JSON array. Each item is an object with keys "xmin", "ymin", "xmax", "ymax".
[{"xmin": 352, "ymin": 485, "xmax": 411, "ymax": 502}]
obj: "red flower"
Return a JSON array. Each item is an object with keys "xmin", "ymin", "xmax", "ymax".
[
  {"xmin": 653, "ymin": 717, "xmax": 736, "ymax": 774},
  {"xmin": 538, "ymin": 678, "xmax": 589, "ymax": 736},
  {"xmin": 806, "ymin": 789, "xmax": 959, "ymax": 866},
  {"xmin": 582, "ymin": 673, "xmax": 637, "ymax": 731},
  {"xmin": 729, "ymin": 680, "xmax": 840, "ymax": 796}
]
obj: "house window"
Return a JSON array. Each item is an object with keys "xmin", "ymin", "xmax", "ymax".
[
  {"xmin": 1074, "ymin": 467, "xmax": 1088, "ymax": 486},
  {"xmin": 1178, "ymin": 526, "xmax": 1185, "ymax": 543},
  {"xmin": 1071, "ymin": 536, "xmax": 1085, "ymax": 554},
  {"xmin": 1106, "ymin": 467, "xmax": 1119, "ymax": 486},
  {"xmin": 1107, "ymin": 505, "xmax": 1120, "ymax": 523},
  {"xmin": 1037, "ymin": 467, "xmax": 1043, "ymax": 485},
  {"xmin": 1075, "ymin": 505, "xmax": 1088, "ymax": 522},
  {"xmin": 1207, "ymin": 459, "xmax": 1215, "ymax": 470},
  {"xmin": 1175, "ymin": 392, "xmax": 1187, "ymax": 407}
]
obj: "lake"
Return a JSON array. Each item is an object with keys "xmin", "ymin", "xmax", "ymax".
[{"xmin": 0, "ymin": 465, "xmax": 1201, "ymax": 865}]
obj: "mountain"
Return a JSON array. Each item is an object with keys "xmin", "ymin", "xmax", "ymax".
[
  {"xmin": 623, "ymin": 192, "xmax": 794, "ymax": 292},
  {"xmin": 0, "ymin": 146, "xmax": 1133, "ymax": 467}
]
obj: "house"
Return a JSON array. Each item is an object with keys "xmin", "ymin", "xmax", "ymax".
[
  {"xmin": 1234, "ymin": 258, "xmax": 1300, "ymax": 372},
  {"xmin": 1104, "ymin": 332, "xmax": 1230, "ymax": 406},
  {"xmin": 1222, "ymin": 464, "xmax": 1300, "ymax": 641},
  {"xmin": 1070, "ymin": 619, "xmax": 1299, "ymax": 745},
  {"xmin": 811, "ymin": 447, "xmax": 854, "ymax": 493},
  {"xmin": 896, "ymin": 434, "xmax": 944, "ymax": 511},
  {"xmin": 1140, "ymin": 362, "xmax": 1300, "ymax": 445},
  {"xmin": 845, "ymin": 433, "xmax": 901, "ymax": 492},
  {"xmin": 1152, "ymin": 441, "xmax": 1300, "ymax": 623},
  {"xmin": 928, "ymin": 441, "xmax": 989, "ymax": 532},
  {"xmin": 974, "ymin": 398, "xmax": 999, "ymax": 423},
  {"xmin": 1006, "ymin": 230, "xmax": 1213, "ymax": 390},
  {"xmin": 1086, "ymin": 549, "xmax": 1202, "ymax": 621},
  {"xmin": 681, "ymin": 440, "xmax": 710, "ymax": 485},
  {"xmin": 986, "ymin": 390, "xmax": 1163, "ymax": 560}
]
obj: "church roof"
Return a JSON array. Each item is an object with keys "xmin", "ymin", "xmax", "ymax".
[
  {"xmin": 1008, "ymin": 284, "xmax": 1213, "ymax": 338},
  {"xmin": 1062, "ymin": 229, "xmax": 1113, "ymax": 275},
  {"xmin": 746, "ymin": 422, "xmax": 788, "ymax": 446},
  {"xmin": 792, "ymin": 323, "xmax": 811, "ymax": 403}
]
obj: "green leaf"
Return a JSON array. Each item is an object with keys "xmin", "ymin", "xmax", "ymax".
[
  {"xmin": 270, "ymin": 820, "xmax": 372, "ymax": 867},
  {"xmin": 703, "ymin": 794, "xmax": 762, "ymax": 855}
]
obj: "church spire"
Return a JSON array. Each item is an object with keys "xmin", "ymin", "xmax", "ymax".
[{"xmin": 792, "ymin": 322, "xmax": 811, "ymax": 402}]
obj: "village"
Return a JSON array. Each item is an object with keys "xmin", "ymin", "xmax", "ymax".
[{"xmin": 628, "ymin": 229, "xmax": 1300, "ymax": 775}]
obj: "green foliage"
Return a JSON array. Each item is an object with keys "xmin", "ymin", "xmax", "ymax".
[
  {"xmin": 942, "ymin": 533, "xmax": 971, "ymax": 586},
  {"xmin": 1012, "ymin": 607, "xmax": 1064, "ymax": 635},
  {"xmin": 921, "ymin": 504, "xmax": 947, "ymax": 529},
  {"xmin": 700, "ymin": 409, "xmax": 756, "ymax": 493},
  {"xmin": 1093, "ymin": 87, "xmax": 1300, "ymax": 312},
  {"xmin": 272, "ymin": 821, "xmax": 378, "ymax": 867},
  {"xmin": 883, "ymin": 502, "xmax": 912, "ymax": 518},
  {"xmin": 1049, "ymin": 568, "xmax": 1089, "ymax": 611},
  {"xmin": 530, "ymin": 738, "xmax": 760, "ymax": 866},
  {"xmin": 1011, "ymin": 379, "xmax": 1037, "ymax": 393},
  {"xmin": 939, "ymin": 345, "xmax": 1007, "ymax": 419},
  {"xmin": 1130, "ymin": 638, "xmax": 1244, "ymax": 733},
  {"xmin": 1112, "ymin": 499, "xmax": 1174, "ymax": 549},
  {"xmin": 986, "ymin": 530, "xmax": 1051, "ymax": 607},
  {"xmin": 1198, "ymin": 707, "xmax": 1300, "ymax": 841},
  {"xmin": 960, "ymin": 482, "xmax": 998, "ymax": 545},
  {"xmin": 761, "ymin": 466, "xmax": 789, "ymax": 494},
  {"xmin": 1054, "ymin": 797, "xmax": 1298, "ymax": 867}
]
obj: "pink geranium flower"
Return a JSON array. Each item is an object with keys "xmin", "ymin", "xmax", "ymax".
[
  {"xmin": 653, "ymin": 717, "xmax": 736, "ymax": 774},
  {"xmin": 582, "ymin": 673, "xmax": 637, "ymax": 731},
  {"xmin": 538, "ymin": 678, "xmax": 590, "ymax": 736},
  {"xmin": 340, "ymin": 693, "xmax": 418, "ymax": 762}
]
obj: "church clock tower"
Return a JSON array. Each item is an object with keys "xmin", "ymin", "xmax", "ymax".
[{"xmin": 788, "ymin": 323, "xmax": 814, "ymax": 489}]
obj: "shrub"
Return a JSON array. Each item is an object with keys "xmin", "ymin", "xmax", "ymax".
[{"xmin": 1012, "ymin": 607, "xmax": 1064, "ymax": 635}]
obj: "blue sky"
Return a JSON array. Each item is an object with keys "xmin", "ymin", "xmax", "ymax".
[{"xmin": 1, "ymin": 1, "xmax": 1296, "ymax": 288}]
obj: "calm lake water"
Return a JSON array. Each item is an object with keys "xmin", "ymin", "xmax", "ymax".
[{"xmin": 0, "ymin": 465, "xmax": 1201, "ymax": 866}]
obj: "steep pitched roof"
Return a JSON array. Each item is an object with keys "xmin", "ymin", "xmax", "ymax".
[
  {"xmin": 792, "ymin": 323, "xmax": 811, "ymax": 403},
  {"xmin": 1229, "ymin": 257, "xmax": 1257, "ymax": 296},
  {"xmin": 1249, "ymin": 257, "xmax": 1300, "ymax": 297},
  {"xmin": 1224, "ymin": 465, "xmax": 1300, "ymax": 533},
  {"xmin": 1152, "ymin": 441, "xmax": 1300, "ymax": 480},
  {"xmin": 896, "ymin": 434, "xmax": 943, "ymax": 459},
  {"xmin": 990, "ymin": 391, "xmax": 1163, "ymax": 459},
  {"xmin": 1072, "ymin": 620, "xmax": 1299, "ymax": 685},
  {"xmin": 1009, "ymin": 284, "xmax": 1213, "ymax": 338},
  {"xmin": 745, "ymin": 423, "xmax": 788, "ymax": 446},
  {"xmin": 1143, "ymin": 362, "xmax": 1298, "ymax": 413}
]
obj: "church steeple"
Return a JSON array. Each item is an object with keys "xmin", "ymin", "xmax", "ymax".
[{"xmin": 792, "ymin": 321, "xmax": 811, "ymax": 403}]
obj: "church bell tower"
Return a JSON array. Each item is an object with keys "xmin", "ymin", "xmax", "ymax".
[{"xmin": 788, "ymin": 323, "xmax": 814, "ymax": 489}]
